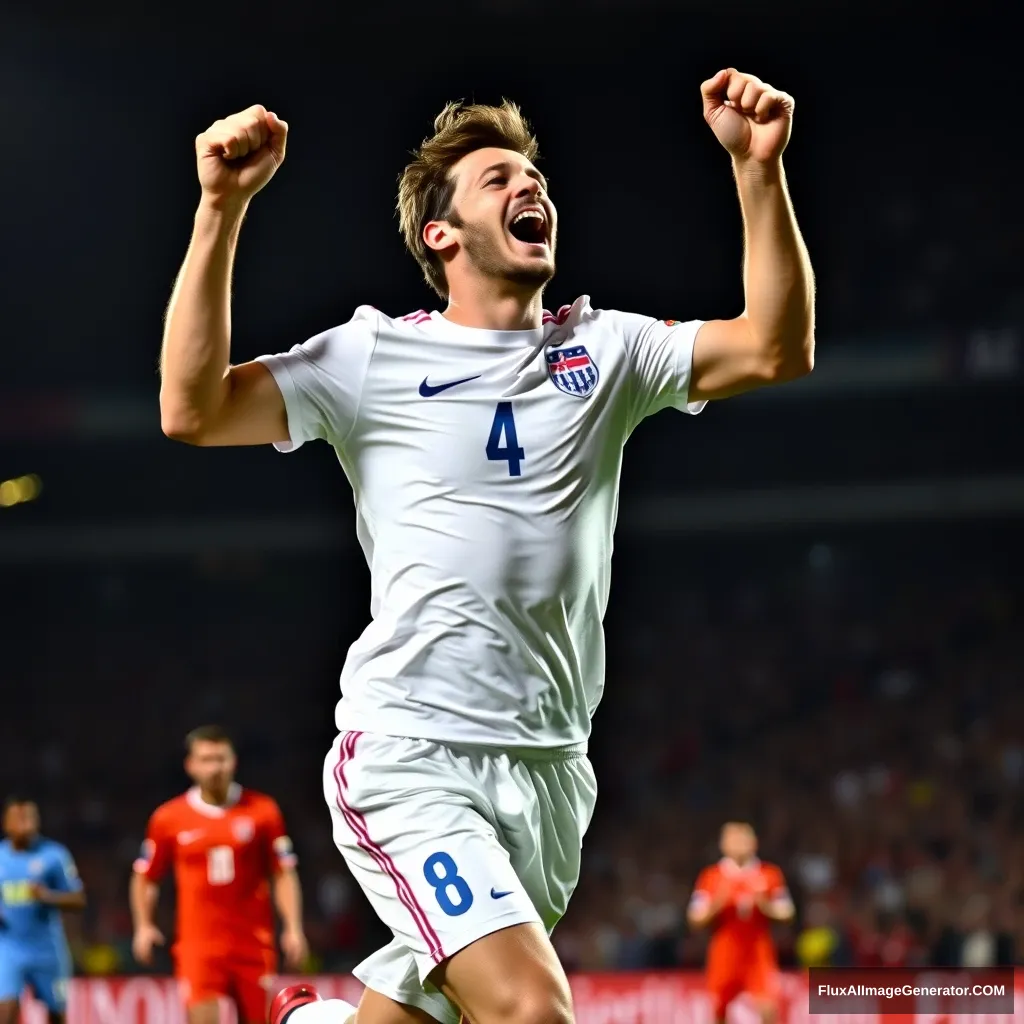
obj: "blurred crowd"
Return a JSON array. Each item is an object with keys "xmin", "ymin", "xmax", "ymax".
[
  {"xmin": 5, "ymin": 530, "xmax": 1022, "ymax": 976},
  {"xmin": 818, "ymin": 154, "xmax": 1024, "ymax": 335},
  {"xmin": 555, "ymin": 535, "xmax": 1023, "ymax": 973}
]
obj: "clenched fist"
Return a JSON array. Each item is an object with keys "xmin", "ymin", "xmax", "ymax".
[
  {"xmin": 701, "ymin": 69, "xmax": 793, "ymax": 165},
  {"xmin": 195, "ymin": 104, "xmax": 288, "ymax": 206}
]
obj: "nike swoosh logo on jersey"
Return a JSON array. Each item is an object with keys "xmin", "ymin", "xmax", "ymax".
[
  {"xmin": 177, "ymin": 830, "xmax": 204, "ymax": 845},
  {"xmin": 419, "ymin": 375, "xmax": 481, "ymax": 397},
  {"xmin": 490, "ymin": 888, "xmax": 513, "ymax": 899}
]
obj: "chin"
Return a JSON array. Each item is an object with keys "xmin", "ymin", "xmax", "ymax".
[{"xmin": 505, "ymin": 255, "xmax": 555, "ymax": 290}]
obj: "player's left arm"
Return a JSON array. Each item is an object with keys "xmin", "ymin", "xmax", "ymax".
[
  {"xmin": 263, "ymin": 799, "xmax": 307, "ymax": 968},
  {"xmin": 754, "ymin": 865, "xmax": 795, "ymax": 922},
  {"xmin": 31, "ymin": 845, "xmax": 86, "ymax": 911},
  {"xmin": 688, "ymin": 69, "xmax": 815, "ymax": 403}
]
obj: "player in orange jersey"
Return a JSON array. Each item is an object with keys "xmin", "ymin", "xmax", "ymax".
[
  {"xmin": 130, "ymin": 726, "xmax": 308, "ymax": 1024},
  {"xmin": 688, "ymin": 821, "xmax": 794, "ymax": 1024}
]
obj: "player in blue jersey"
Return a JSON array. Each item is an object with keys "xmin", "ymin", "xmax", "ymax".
[{"xmin": 0, "ymin": 797, "xmax": 86, "ymax": 1024}]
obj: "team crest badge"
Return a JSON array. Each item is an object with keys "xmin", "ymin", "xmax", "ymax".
[
  {"xmin": 546, "ymin": 345, "xmax": 599, "ymax": 398},
  {"xmin": 28, "ymin": 858, "xmax": 44, "ymax": 877},
  {"xmin": 232, "ymin": 817, "xmax": 255, "ymax": 843}
]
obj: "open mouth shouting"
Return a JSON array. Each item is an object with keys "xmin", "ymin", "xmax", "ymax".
[{"xmin": 506, "ymin": 204, "xmax": 551, "ymax": 254}]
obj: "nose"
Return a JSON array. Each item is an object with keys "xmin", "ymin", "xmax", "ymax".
[{"xmin": 514, "ymin": 175, "xmax": 542, "ymax": 200}]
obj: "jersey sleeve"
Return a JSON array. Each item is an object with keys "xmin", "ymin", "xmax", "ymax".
[
  {"xmin": 615, "ymin": 311, "xmax": 707, "ymax": 426},
  {"xmin": 766, "ymin": 864, "xmax": 793, "ymax": 908},
  {"xmin": 260, "ymin": 798, "xmax": 298, "ymax": 874},
  {"xmin": 48, "ymin": 845, "xmax": 84, "ymax": 893},
  {"xmin": 254, "ymin": 305, "xmax": 378, "ymax": 453},
  {"xmin": 689, "ymin": 866, "xmax": 716, "ymax": 912},
  {"xmin": 133, "ymin": 808, "xmax": 175, "ymax": 882}
]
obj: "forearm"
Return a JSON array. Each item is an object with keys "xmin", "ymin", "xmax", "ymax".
[
  {"xmin": 129, "ymin": 873, "xmax": 160, "ymax": 929},
  {"xmin": 734, "ymin": 157, "xmax": 815, "ymax": 371},
  {"xmin": 44, "ymin": 890, "xmax": 86, "ymax": 911},
  {"xmin": 159, "ymin": 197, "xmax": 247, "ymax": 438},
  {"xmin": 688, "ymin": 900, "xmax": 723, "ymax": 930},
  {"xmin": 758, "ymin": 897, "xmax": 795, "ymax": 922},
  {"xmin": 272, "ymin": 870, "xmax": 303, "ymax": 932}
]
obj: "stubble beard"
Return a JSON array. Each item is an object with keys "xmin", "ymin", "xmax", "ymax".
[{"xmin": 459, "ymin": 220, "xmax": 555, "ymax": 293}]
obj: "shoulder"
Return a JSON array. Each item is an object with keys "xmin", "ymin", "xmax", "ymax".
[
  {"xmin": 550, "ymin": 297, "xmax": 642, "ymax": 330},
  {"xmin": 541, "ymin": 297, "xmax": 630, "ymax": 359},
  {"xmin": 695, "ymin": 863, "xmax": 720, "ymax": 887},
  {"xmin": 761, "ymin": 861, "xmax": 785, "ymax": 880},
  {"xmin": 382, "ymin": 307, "xmax": 433, "ymax": 330},
  {"xmin": 239, "ymin": 789, "xmax": 281, "ymax": 815},
  {"xmin": 149, "ymin": 795, "xmax": 190, "ymax": 828},
  {"xmin": 544, "ymin": 295, "xmax": 607, "ymax": 334},
  {"xmin": 298, "ymin": 305, "xmax": 380, "ymax": 357},
  {"xmin": 547, "ymin": 298, "xmax": 682, "ymax": 350},
  {"xmin": 41, "ymin": 838, "xmax": 70, "ymax": 858},
  {"xmin": 45, "ymin": 842, "xmax": 79, "ymax": 878}
]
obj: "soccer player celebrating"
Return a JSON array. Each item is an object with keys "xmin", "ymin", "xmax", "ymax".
[
  {"xmin": 159, "ymin": 67, "xmax": 813, "ymax": 1024},
  {"xmin": 0, "ymin": 796, "xmax": 86, "ymax": 1024},
  {"xmin": 130, "ymin": 727, "xmax": 307, "ymax": 1024},
  {"xmin": 688, "ymin": 822, "xmax": 795, "ymax": 1024}
]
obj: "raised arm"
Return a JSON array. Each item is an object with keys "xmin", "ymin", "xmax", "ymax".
[
  {"xmin": 159, "ymin": 104, "xmax": 291, "ymax": 447},
  {"xmin": 688, "ymin": 69, "xmax": 815, "ymax": 403}
]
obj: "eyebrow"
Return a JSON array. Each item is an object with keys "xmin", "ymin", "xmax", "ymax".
[{"xmin": 477, "ymin": 161, "xmax": 548, "ymax": 191}]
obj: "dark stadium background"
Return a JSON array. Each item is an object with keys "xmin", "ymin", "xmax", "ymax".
[{"xmin": 2, "ymin": 0, "xmax": 1022, "ymax": 996}]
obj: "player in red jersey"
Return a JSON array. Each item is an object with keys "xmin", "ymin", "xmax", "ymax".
[
  {"xmin": 130, "ymin": 726, "xmax": 308, "ymax": 1024},
  {"xmin": 688, "ymin": 822, "xmax": 794, "ymax": 1024}
]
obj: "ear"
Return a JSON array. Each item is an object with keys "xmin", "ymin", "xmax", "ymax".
[{"xmin": 423, "ymin": 219, "xmax": 458, "ymax": 255}]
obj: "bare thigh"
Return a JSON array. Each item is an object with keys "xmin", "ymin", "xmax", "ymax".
[
  {"xmin": 355, "ymin": 987, "xmax": 447, "ymax": 1024},
  {"xmin": 431, "ymin": 922, "xmax": 573, "ymax": 1024},
  {"xmin": 187, "ymin": 999, "xmax": 221, "ymax": 1024}
]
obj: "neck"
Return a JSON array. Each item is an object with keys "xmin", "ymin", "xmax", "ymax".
[
  {"xmin": 200, "ymin": 785, "xmax": 231, "ymax": 807},
  {"xmin": 10, "ymin": 837, "xmax": 34, "ymax": 851},
  {"xmin": 442, "ymin": 281, "xmax": 544, "ymax": 331}
]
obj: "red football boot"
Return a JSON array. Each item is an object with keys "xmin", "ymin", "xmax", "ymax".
[{"xmin": 269, "ymin": 984, "xmax": 322, "ymax": 1024}]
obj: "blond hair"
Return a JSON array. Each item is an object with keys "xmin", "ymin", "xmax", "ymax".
[{"xmin": 397, "ymin": 100, "xmax": 540, "ymax": 299}]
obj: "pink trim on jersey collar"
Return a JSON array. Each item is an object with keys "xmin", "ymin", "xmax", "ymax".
[
  {"xmin": 186, "ymin": 782, "xmax": 241, "ymax": 817},
  {"xmin": 426, "ymin": 310, "xmax": 547, "ymax": 337}
]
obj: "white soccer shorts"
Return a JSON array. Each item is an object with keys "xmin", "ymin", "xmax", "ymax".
[{"xmin": 322, "ymin": 730, "xmax": 597, "ymax": 1024}]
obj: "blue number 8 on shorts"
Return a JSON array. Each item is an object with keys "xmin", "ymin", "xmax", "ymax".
[{"xmin": 423, "ymin": 851, "xmax": 474, "ymax": 917}]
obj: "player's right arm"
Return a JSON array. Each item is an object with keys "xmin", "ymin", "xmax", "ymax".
[
  {"xmin": 129, "ymin": 808, "xmax": 174, "ymax": 964},
  {"xmin": 159, "ymin": 105, "xmax": 291, "ymax": 447},
  {"xmin": 687, "ymin": 867, "xmax": 728, "ymax": 929}
]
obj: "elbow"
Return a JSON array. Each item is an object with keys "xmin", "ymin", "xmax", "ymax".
[
  {"xmin": 160, "ymin": 401, "xmax": 211, "ymax": 446},
  {"xmin": 764, "ymin": 333, "xmax": 814, "ymax": 383},
  {"xmin": 162, "ymin": 423, "xmax": 208, "ymax": 446}
]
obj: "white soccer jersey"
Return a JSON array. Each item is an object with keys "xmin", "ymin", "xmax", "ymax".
[{"xmin": 257, "ymin": 296, "xmax": 705, "ymax": 750}]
